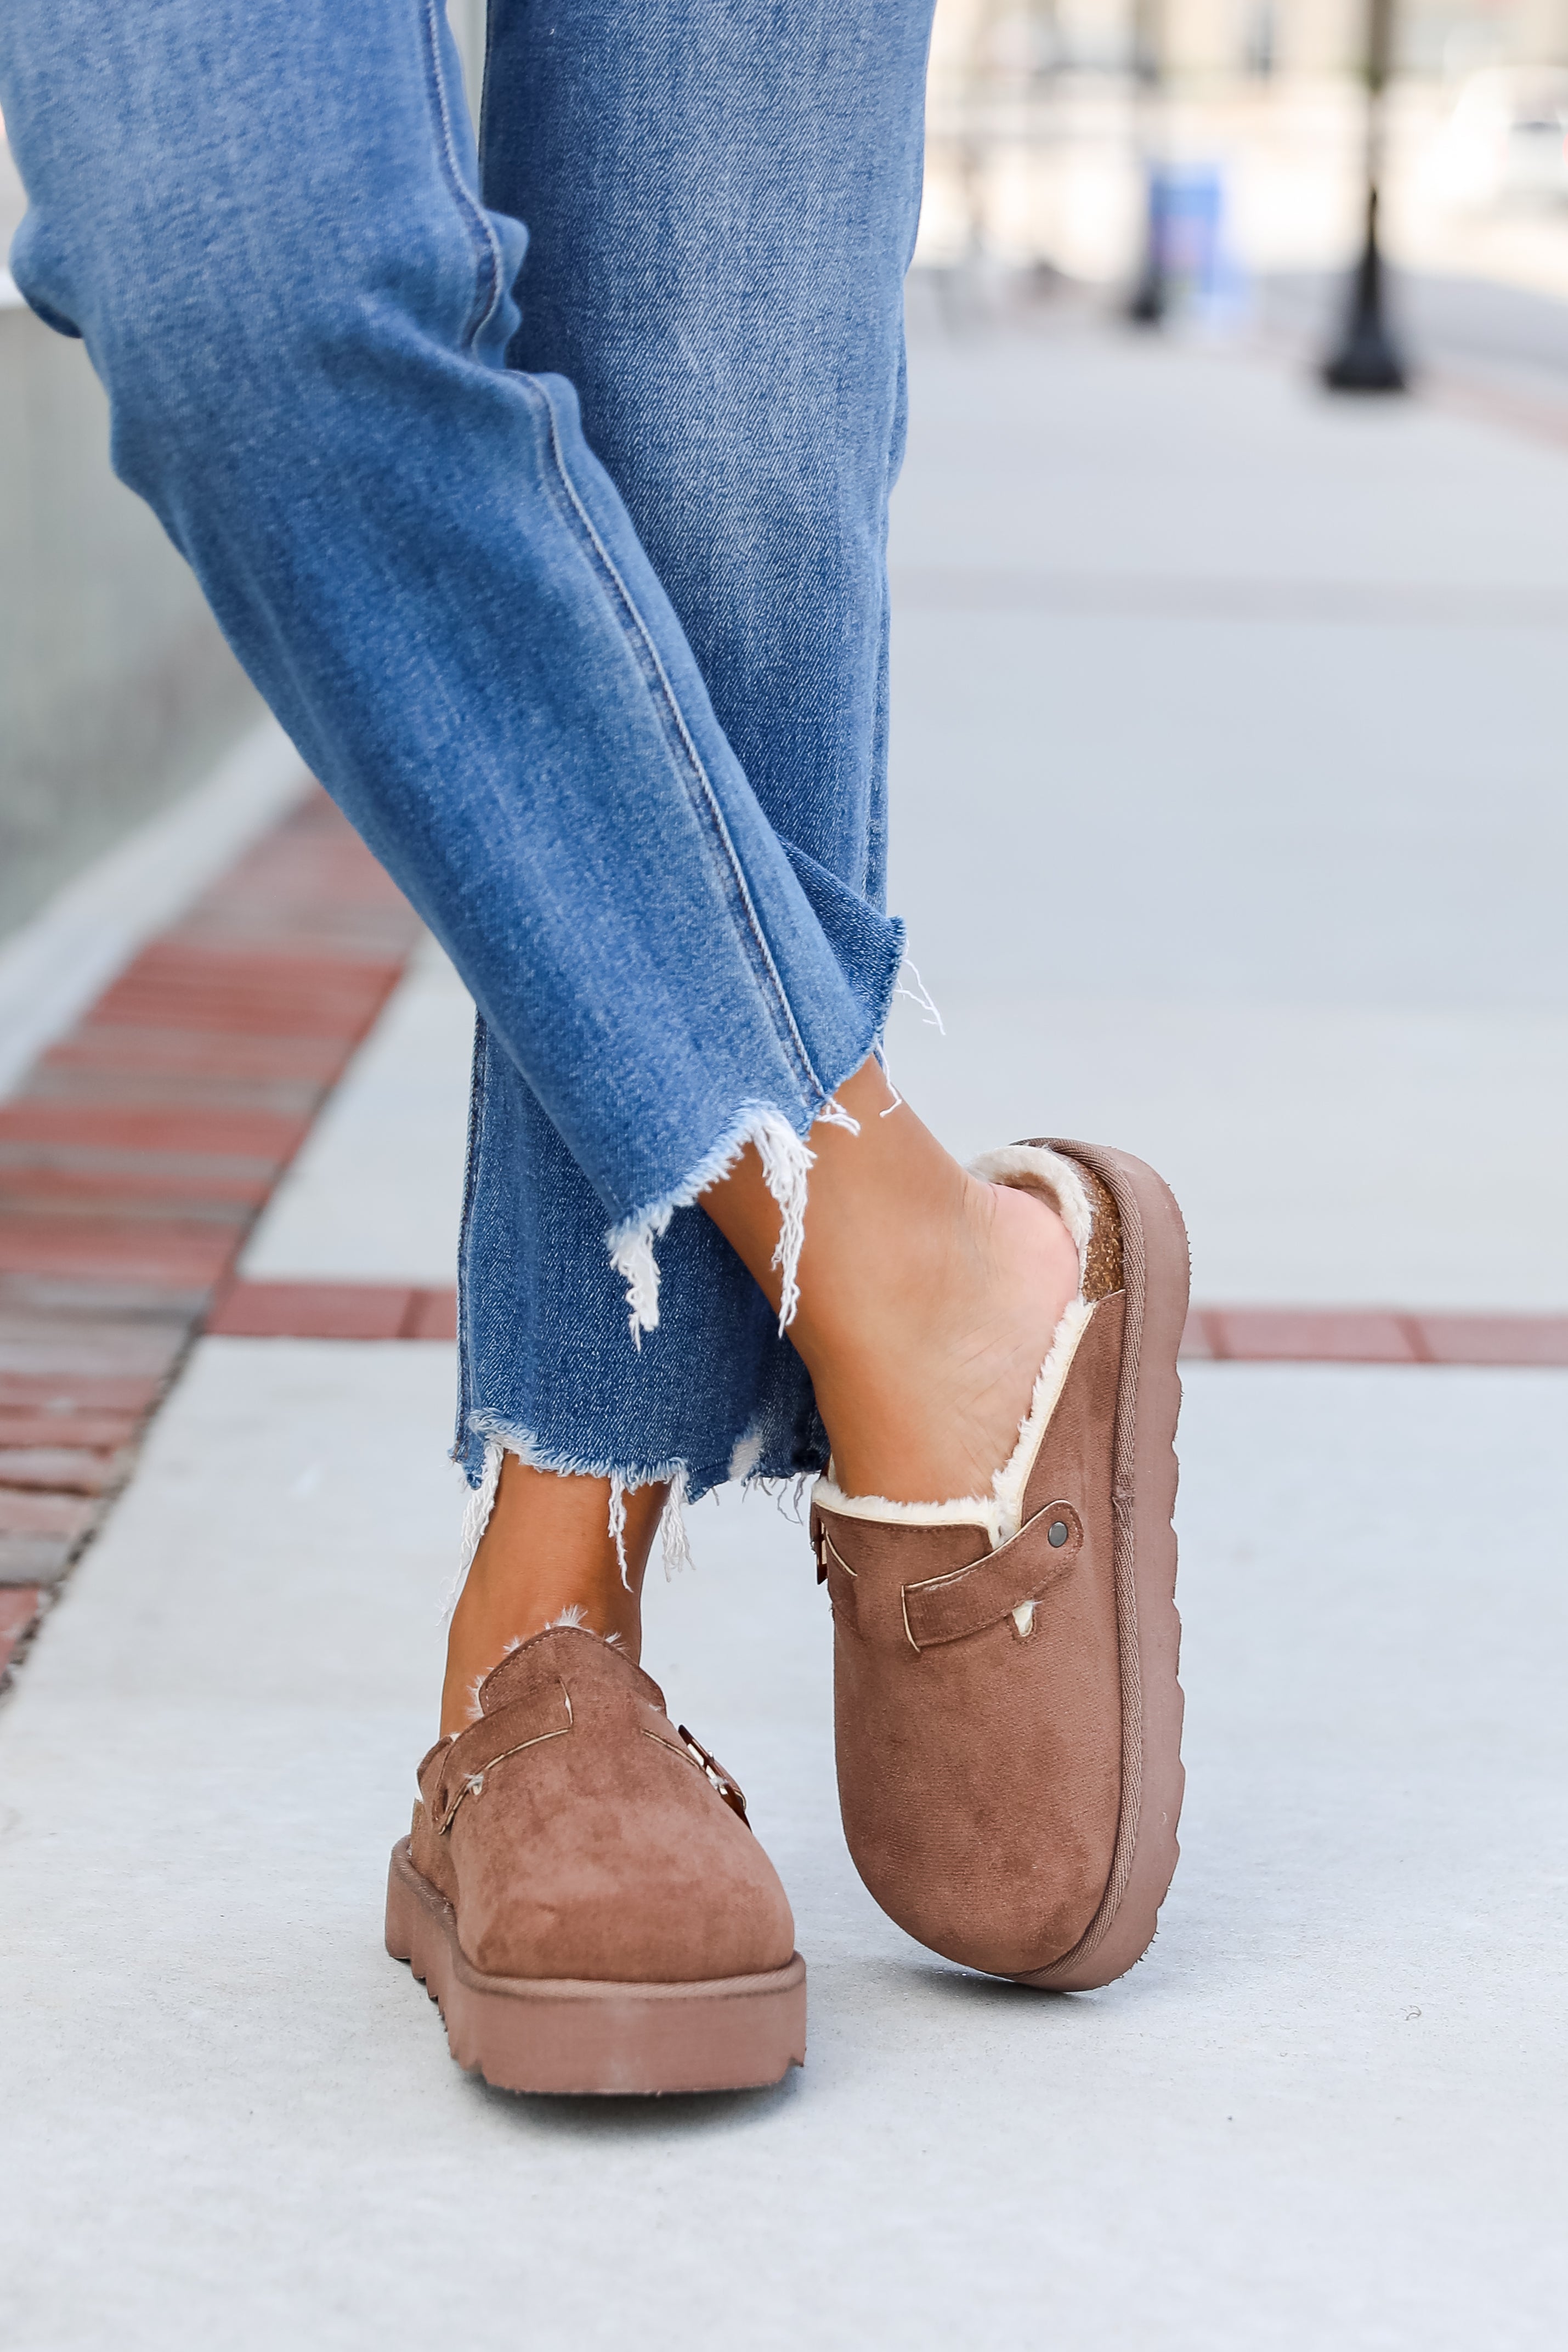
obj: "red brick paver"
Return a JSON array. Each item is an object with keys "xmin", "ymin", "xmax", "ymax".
[
  {"xmin": 206, "ymin": 1290, "xmax": 1568, "ymax": 1365},
  {"xmin": 208, "ymin": 1280, "xmax": 414, "ymax": 1341},
  {"xmin": 404, "ymin": 1286, "xmax": 459, "ymax": 1342},
  {"xmin": 0, "ymin": 1487, "xmax": 100, "ymax": 1537},
  {"xmin": 1181, "ymin": 1307, "xmax": 1568, "ymax": 1368},
  {"xmin": 0, "ymin": 1410, "xmax": 140, "ymax": 1449},
  {"xmin": 1414, "ymin": 1313, "xmax": 1568, "ymax": 1367},
  {"xmin": 0, "ymin": 1586, "xmax": 43, "ymax": 1685},
  {"xmin": 0, "ymin": 1219, "xmax": 248, "ymax": 1287},
  {"xmin": 0, "ymin": 1446, "xmax": 127, "ymax": 1494},
  {"xmin": 1193, "ymin": 1307, "xmax": 1424, "ymax": 1363},
  {"xmin": 208, "ymin": 1281, "xmax": 460, "ymax": 1342},
  {"xmin": 0, "ymin": 1370, "xmax": 168, "ymax": 1412},
  {"xmin": 0, "ymin": 789, "xmax": 422, "ymax": 1632}
]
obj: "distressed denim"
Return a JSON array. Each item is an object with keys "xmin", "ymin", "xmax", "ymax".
[{"xmin": 0, "ymin": 0, "xmax": 933, "ymax": 1515}]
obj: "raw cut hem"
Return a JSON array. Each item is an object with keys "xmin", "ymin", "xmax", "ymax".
[
  {"xmin": 464, "ymin": 1416, "xmax": 692, "ymax": 1502},
  {"xmin": 448, "ymin": 1417, "xmax": 825, "ymax": 1618},
  {"xmin": 448, "ymin": 1422, "xmax": 692, "ymax": 1615},
  {"xmin": 601, "ymin": 932, "xmax": 905, "ymax": 1350},
  {"xmin": 605, "ymin": 1097, "xmax": 847, "ymax": 1348}
]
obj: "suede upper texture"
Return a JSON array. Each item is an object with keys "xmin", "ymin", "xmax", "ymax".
[
  {"xmin": 410, "ymin": 1626, "xmax": 795, "ymax": 1984},
  {"xmin": 813, "ymin": 1289, "xmax": 1125, "ymax": 1979}
]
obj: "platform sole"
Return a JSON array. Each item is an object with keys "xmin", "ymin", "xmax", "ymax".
[
  {"xmin": 384, "ymin": 1839, "xmax": 807, "ymax": 2095},
  {"xmin": 1015, "ymin": 1139, "xmax": 1190, "ymax": 1992}
]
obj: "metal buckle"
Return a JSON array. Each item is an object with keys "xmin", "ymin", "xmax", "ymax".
[{"xmin": 676, "ymin": 1725, "xmax": 750, "ymax": 1825}]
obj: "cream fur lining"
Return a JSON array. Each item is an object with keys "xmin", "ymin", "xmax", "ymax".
[
  {"xmin": 811, "ymin": 1142, "xmax": 1097, "ymax": 1551},
  {"xmin": 967, "ymin": 1143, "xmax": 1094, "ymax": 1260},
  {"xmin": 813, "ymin": 1294, "xmax": 1091, "ymax": 1550}
]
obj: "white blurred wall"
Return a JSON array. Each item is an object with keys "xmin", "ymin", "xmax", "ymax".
[{"xmin": 931, "ymin": 0, "xmax": 1568, "ymax": 79}]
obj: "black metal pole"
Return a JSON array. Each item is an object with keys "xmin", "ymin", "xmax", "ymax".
[
  {"xmin": 1322, "ymin": 0, "xmax": 1406, "ymax": 390},
  {"xmin": 1127, "ymin": 0, "xmax": 1166, "ymax": 324}
]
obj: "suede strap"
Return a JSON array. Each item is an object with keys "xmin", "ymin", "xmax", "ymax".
[
  {"xmin": 820, "ymin": 1500, "xmax": 1085, "ymax": 1653},
  {"xmin": 901, "ymin": 1501, "xmax": 1083, "ymax": 1648},
  {"xmin": 432, "ymin": 1676, "xmax": 575, "ymax": 1833}
]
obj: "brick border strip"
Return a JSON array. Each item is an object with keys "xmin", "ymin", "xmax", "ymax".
[
  {"xmin": 208, "ymin": 1281, "xmax": 1568, "ymax": 1369},
  {"xmin": 1183, "ymin": 1306, "xmax": 1568, "ymax": 1367},
  {"xmin": 209, "ymin": 1280, "xmax": 457, "ymax": 1341},
  {"xmin": 0, "ymin": 788, "xmax": 423, "ymax": 1684}
]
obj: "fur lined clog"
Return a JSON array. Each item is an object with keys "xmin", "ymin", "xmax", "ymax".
[
  {"xmin": 810, "ymin": 1140, "xmax": 1188, "ymax": 1988},
  {"xmin": 386, "ymin": 1624, "xmax": 805, "ymax": 2092}
]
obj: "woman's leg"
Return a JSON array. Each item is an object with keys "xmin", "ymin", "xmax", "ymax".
[
  {"xmin": 4, "ymin": 0, "xmax": 1182, "ymax": 2043},
  {"xmin": 3, "ymin": 0, "xmax": 1075, "ymax": 1687},
  {"xmin": 443, "ymin": 0, "xmax": 948, "ymax": 1714},
  {"xmin": 2, "ymin": 0, "xmax": 931, "ymax": 1686},
  {"xmin": 0, "ymin": 0, "xmax": 893, "ymax": 1288},
  {"xmin": 440, "ymin": 7, "xmax": 1171, "ymax": 2011}
]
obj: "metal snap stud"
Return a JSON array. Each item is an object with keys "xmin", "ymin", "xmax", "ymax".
[{"xmin": 1048, "ymin": 1519, "xmax": 1069, "ymax": 1547}]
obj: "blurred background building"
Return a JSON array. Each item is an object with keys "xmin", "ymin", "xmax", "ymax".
[
  {"xmin": 923, "ymin": 0, "xmax": 1568, "ymax": 337},
  {"xmin": 4, "ymin": 0, "xmax": 1568, "ymax": 944}
]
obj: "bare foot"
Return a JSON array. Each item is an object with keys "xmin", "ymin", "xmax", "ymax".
[
  {"xmin": 807, "ymin": 1171, "xmax": 1079, "ymax": 1502},
  {"xmin": 701, "ymin": 1059, "xmax": 1081, "ymax": 1506},
  {"xmin": 440, "ymin": 1460, "xmax": 666, "ymax": 1735}
]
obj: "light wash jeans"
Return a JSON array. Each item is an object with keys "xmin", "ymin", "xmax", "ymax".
[{"xmin": 0, "ymin": 0, "xmax": 935, "ymax": 1520}]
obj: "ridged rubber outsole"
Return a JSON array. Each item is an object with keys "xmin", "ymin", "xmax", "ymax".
[
  {"xmin": 384, "ymin": 1839, "xmax": 807, "ymax": 2095},
  {"xmin": 1015, "ymin": 1139, "xmax": 1190, "ymax": 1992}
]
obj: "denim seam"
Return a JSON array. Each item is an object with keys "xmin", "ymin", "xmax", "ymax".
[
  {"xmin": 452, "ymin": 1426, "xmax": 819, "ymax": 1585},
  {"xmin": 467, "ymin": 1416, "xmax": 691, "ymax": 1497},
  {"xmin": 418, "ymin": 0, "xmax": 505, "ymax": 350},
  {"xmin": 864, "ymin": 560, "xmax": 889, "ymax": 904},
  {"xmin": 476, "ymin": 0, "xmax": 499, "ymax": 182},
  {"xmin": 522, "ymin": 377, "xmax": 828, "ymax": 1111},
  {"xmin": 450, "ymin": 1013, "xmax": 490, "ymax": 1466}
]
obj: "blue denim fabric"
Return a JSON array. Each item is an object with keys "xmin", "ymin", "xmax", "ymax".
[{"xmin": 0, "ymin": 0, "xmax": 933, "ymax": 1502}]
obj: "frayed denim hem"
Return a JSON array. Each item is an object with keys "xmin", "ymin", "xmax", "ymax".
[
  {"xmin": 448, "ymin": 1423, "xmax": 689, "ymax": 1611},
  {"xmin": 447, "ymin": 956, "xmax": 903, "ymax": 1614},
  {"xmin": 604, "ymin": 1092, "xmax": 859, "ymax": 1347},
  {"xmin": 446, "ymin": 1415, "xmax": 825, "ymax": 1620}
]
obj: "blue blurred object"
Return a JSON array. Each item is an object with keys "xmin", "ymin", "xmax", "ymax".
[{"xmin": 1145, "ymin": 162, "xmax": 1249, "ymax": 328}]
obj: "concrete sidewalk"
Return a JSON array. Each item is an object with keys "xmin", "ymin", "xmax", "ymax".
[
  {"xmin": 3, "ymin": 314, "xmax": 1566, "ymax": 2349},
  {"xmin": 887, "ymin": 293, "xmax": 1568, "ymax": 1308},
  {"xmin": 4, "ymin": 1347, "xmax": 1565, "ymax": 2347}
]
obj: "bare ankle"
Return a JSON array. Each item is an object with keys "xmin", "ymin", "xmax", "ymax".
[{"xmin": 439, "ymin": 1461, "xmax": 666, "ymax": 1735}]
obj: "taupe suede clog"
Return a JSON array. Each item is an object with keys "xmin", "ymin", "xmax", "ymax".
[
  {"xmin": 385, "ymin": 1624, "xmax": 805, "ymax": 2094},
  {"xmin": 810, "ymin": 1139, "xmax": 1188, "ymax": 1989}
]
